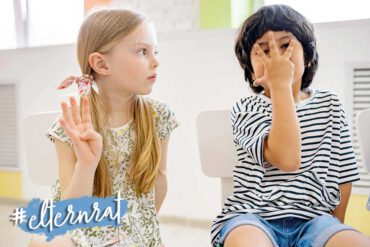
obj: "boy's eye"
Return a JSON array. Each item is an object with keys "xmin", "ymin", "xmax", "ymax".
[
  {"xmin": 281, "ymin": 43, "xmax": 289, "ymax": 49},
  {"xmin": 263, "ymin": 50, "xmax": 270, "ymax": 55}
]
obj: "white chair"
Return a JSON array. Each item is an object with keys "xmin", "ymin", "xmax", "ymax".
[
  {"xmin": 355, "ymin": 108, "xmax": 370, "ymax": 210},
  {"xmin": 23, "ymin": 112, "xmax": 60, "ymax": 185},
  {"xmin": 195, "ymin": 110, "xmax": 237, "ymax": 205}
]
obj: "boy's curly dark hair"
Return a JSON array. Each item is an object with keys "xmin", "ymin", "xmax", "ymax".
[{"xmin": 235, "ymin": 4, "xmax": 319, "ymax": 93}]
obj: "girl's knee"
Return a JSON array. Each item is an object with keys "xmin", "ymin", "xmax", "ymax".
[
  {"xmin": 224, "ymin": 225, "xmax": 274, "ymax": 247},
  {"xmin": 28, "ymin": 234, "xmax": 75, "ymax": 247}
]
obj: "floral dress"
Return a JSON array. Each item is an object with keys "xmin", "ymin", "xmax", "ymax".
[{"xmin": 46, "ymin": 98, "xmax": 179, "ymax": 247}]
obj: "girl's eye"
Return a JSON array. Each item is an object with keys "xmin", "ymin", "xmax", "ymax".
[
  {"xmin": 263, "ymin": 50, "xmax": 270, "ymax": 55},
  {"xmin": 137, "ymin": 49, "xmax": 147, "ymax": 56},
  {"xmin": 154, "ymin": 50, "xmax": 159, "ymax": 56}
]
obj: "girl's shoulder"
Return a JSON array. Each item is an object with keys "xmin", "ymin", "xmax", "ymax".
[
  {"xmin": 145, "ymin": 97, "xmax": 179, "ymax": 140},
  {"xmin": 46, "ymin": 114, "xmax": 73, "ymax": 147},
  {"xmin": 145, "ymin": 97, "xmax": 173, "ymax": 116}
]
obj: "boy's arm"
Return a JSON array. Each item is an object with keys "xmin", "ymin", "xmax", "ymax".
[
  {"xmin": 332, "ymin": 182, "xmax": 352, "ymax": 223},
  {"xmin": 253, "ymin": 34, "xmax": 301, "ymax": 172},
  {"xmin": 155, "ymin": 137, "xmax": 170, "ymax": 213},
  {"xmin": 264, "ymin": 86, "xmax": 302, "ymax": 172}
]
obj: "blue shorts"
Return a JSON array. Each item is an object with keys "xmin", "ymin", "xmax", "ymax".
[{"xmin": 218, "ymin": 213, "xmax": 357, "ymax": 247}]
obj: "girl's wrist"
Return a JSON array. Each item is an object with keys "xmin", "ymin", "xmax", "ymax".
[{"xmin": 75, "ymin": 161, "xmax": 97, "ymax": 176}]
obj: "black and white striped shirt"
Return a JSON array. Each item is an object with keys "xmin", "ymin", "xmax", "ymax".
[{"xmin": 211, "ymin": 89, "xmax": 360, "ymax": 246}]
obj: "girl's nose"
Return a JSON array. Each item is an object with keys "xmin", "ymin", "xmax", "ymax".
[{"xmin": 152, "ymin": 56, "xmax": 159, "ymax": 68}]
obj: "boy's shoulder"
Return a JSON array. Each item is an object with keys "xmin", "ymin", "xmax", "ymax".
[
  {"xmin": 232, "ymin": 89, "xmax": 342, "ymax": 114},
  {"xmin": 313, "ymin": 89, "xmax": 342, "ymax": 103},
  {"xmin": 232, "ymin": 93, "xmax": 271, "ymax": 114}
]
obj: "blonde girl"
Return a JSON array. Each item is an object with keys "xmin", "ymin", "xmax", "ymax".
[{"xmin": 29, "ymin": 8, "xmax": 178, "ymax": 247}]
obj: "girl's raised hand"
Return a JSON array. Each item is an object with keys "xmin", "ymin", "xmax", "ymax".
[
  {"xmin": 252, "ymin": 31, "xmax": 295, "ymax": 90},
  {"xmin": 59, "ymin": 96, "xmax": 103, "ymax": 172}
]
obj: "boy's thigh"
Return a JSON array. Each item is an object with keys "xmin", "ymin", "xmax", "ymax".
[
  {"xmin": 224, "ymin": 225, "xmax": 274, "ymax": 247},
  {"xmin": 220, "ymin": 214, "xmax": 278, "ymax": 247},
  {"xmin": 296, "ymin": 214, "xmax": 355, "ymax": 247}
]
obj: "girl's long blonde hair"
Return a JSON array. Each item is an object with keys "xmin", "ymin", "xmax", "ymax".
[{"xmin": 76, "ymin": 9, "xmax": 160, "ymax": 197}]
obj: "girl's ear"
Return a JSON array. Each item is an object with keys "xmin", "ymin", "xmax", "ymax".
[{"xmin": 88, "ymin": 52, "xmax": 109, "ymax": 75}]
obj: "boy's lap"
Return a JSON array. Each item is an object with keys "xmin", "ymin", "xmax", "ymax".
[
  {"xmin": 296, "ymin": 214, "xmax": 356, "ymax": 247},
  {"xmin": 219, "ymin": 213, "xmax": 356, "ymax": 247}
]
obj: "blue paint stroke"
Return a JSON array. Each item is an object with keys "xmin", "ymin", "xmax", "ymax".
[{"xmin": 17, "ymin": 193, "xmax": 127, "ymax": 241}]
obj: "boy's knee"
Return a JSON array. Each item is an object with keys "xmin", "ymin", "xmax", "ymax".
[{"xmin": 224, "ymin": 225, "xmax": 274, "ymax": 247}]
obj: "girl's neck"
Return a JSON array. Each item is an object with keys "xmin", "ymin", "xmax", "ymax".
[{"xmin": 98, "ymin": 87, "xmax": 134, "ymax": 128}]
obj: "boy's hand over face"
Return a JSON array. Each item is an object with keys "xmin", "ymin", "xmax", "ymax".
[{"xmin": 252, "ymin": 31, "xmax": 295, "ymax": 91}]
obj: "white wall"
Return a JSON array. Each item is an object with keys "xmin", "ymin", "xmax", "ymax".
[{"xmin": 0, "ymin": 18, "xmax": 369, "ymax": 222}]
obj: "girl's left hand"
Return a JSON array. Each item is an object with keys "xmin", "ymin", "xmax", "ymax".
[{"xmin": 59, "ymin": 96, "xmax": 103, "ymax": 172}]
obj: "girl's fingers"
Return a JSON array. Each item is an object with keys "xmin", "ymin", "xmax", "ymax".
[
  {"xmin": 81, "ymin": 96, "xmax": 92, "ymax": 124},
  {"xmin": 283, "ymin": 39, "xmax": 295, "ymax": 59},
  {"xmin": 59, "ymin": 118, "xmax": 76, "ymax": 141},
  {"xmin": 80, "ymin": 129, "xmax": 101, "ymax": 141},
  {"xmin": 268, "ymin": 31, "xmax": 279, "ymax": 58},
  {"xmin": 61, "ymin": 102, "xmax": 76, "ymax": 129},
  {"xmin": 69, "ymin": 97, "xmax": 82, "ymax": 126}
]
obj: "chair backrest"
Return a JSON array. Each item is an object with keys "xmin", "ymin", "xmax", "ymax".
[
  {"xmin": 356, "ymin": 108, "xmax": 370, "ymax": 173},
  {"xmin": 196, "ymin": 110, "xmax": 238, "ymax": 204},
  {"xmin": 23, "ymin": 111, "xmax": 60, "ymax": 185}
]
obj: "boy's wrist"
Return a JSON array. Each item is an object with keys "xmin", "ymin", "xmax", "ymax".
[{"xmin": 269, "ymin": 83, "xmax": 292, "ymax": 92}]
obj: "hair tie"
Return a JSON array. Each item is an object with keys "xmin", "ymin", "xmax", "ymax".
[{"xmin": 57, "ymin": 74, "xmax": 94, "ymax": 97}]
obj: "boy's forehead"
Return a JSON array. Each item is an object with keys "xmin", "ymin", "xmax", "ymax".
[{"xmin": 256, "ymin": 31, "xmax": 294, "ymax": 43}]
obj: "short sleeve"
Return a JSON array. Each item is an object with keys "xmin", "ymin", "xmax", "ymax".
[
  {"xmin": 338, "ymin": 107, "xmax": 360, "ymax": 184},
  {"xmin": 231, "ymin": 99, "xmax": 271, "ymax": 166},
  {"xmin": 46, "ymin": 115, "xmax": 73, "ymax": 147},
  {"xmin": 50, "ymin": 178, "xmax": 62, "ymax": 201},
  {"xmin": 149, "ymin": 99, "xmax": 179, "ymax": 140}
]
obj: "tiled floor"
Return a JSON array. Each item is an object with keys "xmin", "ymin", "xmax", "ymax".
[{"xmin": 1, "ymin": 201, "xmax": 211, "ymax": 247}]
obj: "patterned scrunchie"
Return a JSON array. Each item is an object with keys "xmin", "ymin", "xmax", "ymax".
[{"xmin": 57, "ymin": 74, "xmax": 94, "ymax": 97}]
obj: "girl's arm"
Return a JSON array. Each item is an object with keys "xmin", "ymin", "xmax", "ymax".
[
  {"xmin": 55, "ymin": 140, "xmax": 96, "ymax": 200},
  {"xmin": 57, "ymin": 96, "xmax": 103, "ymax": 200},
  {"xmin": 155, "ymin": 137, "xmax": 170, "ymax": 212},
  {"xmin": 332, "ymin": 183, "xmax": 352, "ymax": 223}
]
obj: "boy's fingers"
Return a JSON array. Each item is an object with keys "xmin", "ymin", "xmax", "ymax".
[
  {"xmin": 253, "ymin": 76, "xmax": 266, "ymax": 87},
  {"xmin": 70, "ymin": 97, "xmax": 82, "ymax": 125},
  {"xmin": 254, "ymin": 44, "xmax": 268, "ymax": 63},
  {"xmin": 268, "ymin": 31, "xmax": 279, "ymax": 57},
  {"xmin": 283, "ymin": 39, "xmax": 295, "ymax": 59},
  {"xmin": 253, "ymin": 78, "xmax": 262, "ymax": 87}
]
